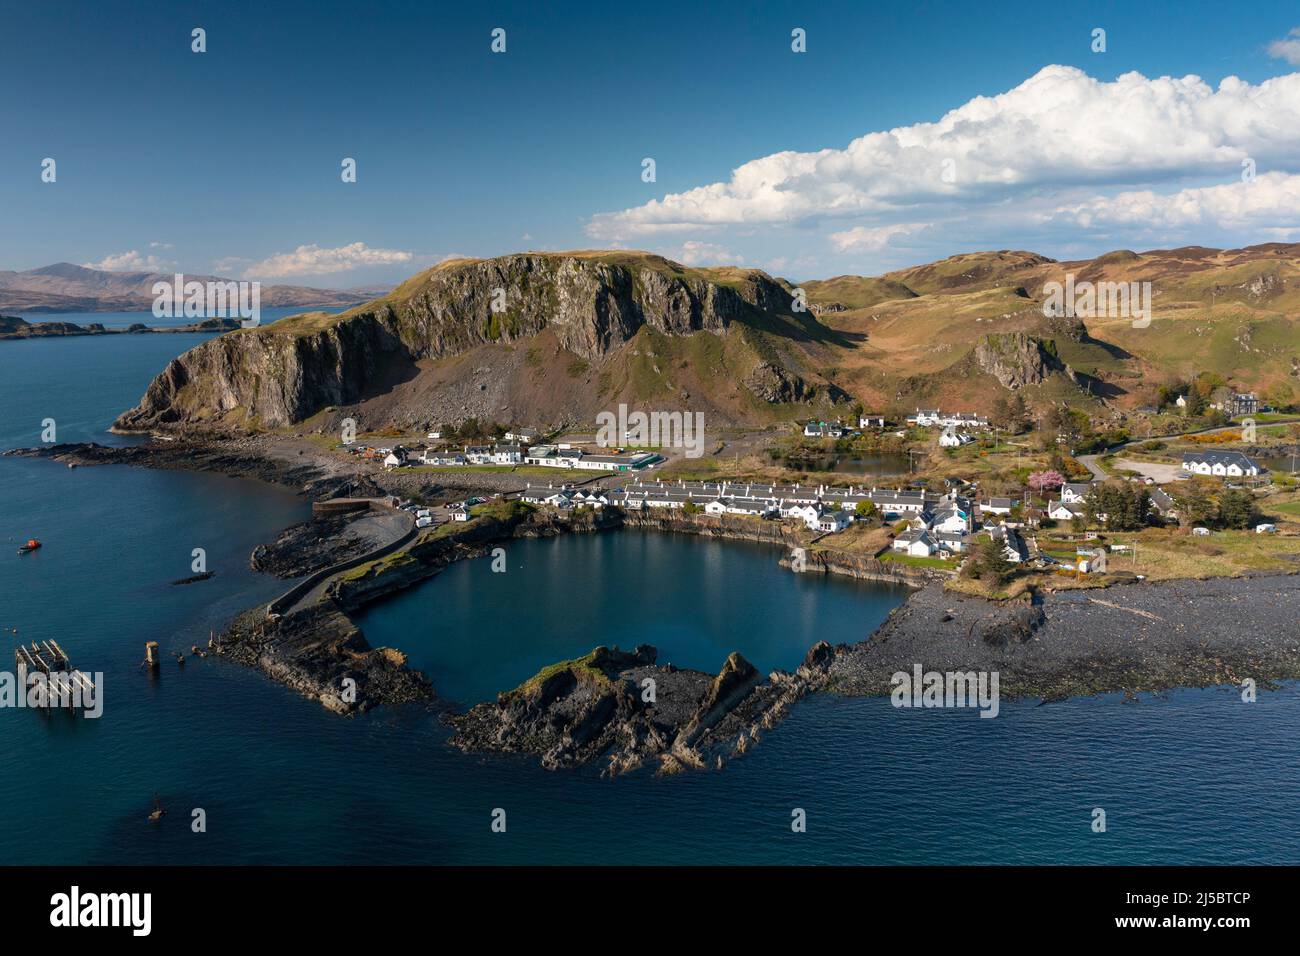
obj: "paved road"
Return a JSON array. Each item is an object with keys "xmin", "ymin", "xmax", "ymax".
[
  {"xmin": 283, "ymin": 507, "xmax": 420, "ymax": 615},
  {"xmin": 1075, "ymin": 453, "xmax": 1109, "ymax": 482},
  {"xmin": 1076, "ymin": 415, "xmax": 1300, "ymax": 483}
]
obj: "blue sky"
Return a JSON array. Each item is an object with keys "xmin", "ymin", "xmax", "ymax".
[{"xmin": 3, "ymin": 0, "xmax": 1300, "ymax": 286}]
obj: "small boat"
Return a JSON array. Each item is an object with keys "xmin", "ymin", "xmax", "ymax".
[
  {"xmin": 148, "ymin": 793, "xmax": 166, "ymax": 823},
  {"xmin": 175, "ymin": 653, "xmax": 186, "ymax": 667},
  {"xmin": 17, "ymin": 539, "xmax": 41, "ymax": 555}
]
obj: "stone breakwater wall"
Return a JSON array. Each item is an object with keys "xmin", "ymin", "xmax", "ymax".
[{"xmin": 267, "ymin": 500, "xmax": 416, "ymax": 616}]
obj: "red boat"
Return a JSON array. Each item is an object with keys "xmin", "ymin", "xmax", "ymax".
[{"xmin": 17, "ymin": 539, "xmax": 40, "ymax": 554}]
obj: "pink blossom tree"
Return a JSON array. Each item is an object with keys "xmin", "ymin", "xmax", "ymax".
[{"xmin": 1028, "ymin": 470, "xmax": 1065, "ymax": 494}]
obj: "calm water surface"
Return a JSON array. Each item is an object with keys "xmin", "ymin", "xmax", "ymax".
[{"xmin": 1, "ymin": 317, "xmax": 1297, "ymax": 865}]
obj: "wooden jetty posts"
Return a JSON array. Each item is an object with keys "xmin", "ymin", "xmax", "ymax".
[{"xmin": 13, "ymin": 639, "xmax": 97, "ymax": 710}]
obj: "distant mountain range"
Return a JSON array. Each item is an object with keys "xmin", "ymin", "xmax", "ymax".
[{"xmin": 0, "ymin": 263, "xmax": 389, "ymax": 313}]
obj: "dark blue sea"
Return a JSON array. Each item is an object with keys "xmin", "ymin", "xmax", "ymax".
[{"xmin": 1, "ymin": 314, "xmax": 1297, "ymax": 865}]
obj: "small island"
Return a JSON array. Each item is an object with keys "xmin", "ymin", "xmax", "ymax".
[{"xmin": 0, "ymin": 314, "xmax": 241, "ymax": 340}]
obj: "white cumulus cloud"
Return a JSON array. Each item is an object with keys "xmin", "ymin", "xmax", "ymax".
[
  {"xmin": 830, "ymin": 223, "xmax": 931, "ymax": 252},
  {"xmin": 1049, "ymin": 171, "xmax": 1300, "ymax": 234},
  {"xmin": 588, "ymin": 65, "xmax": 1300, "ymax": 253},
  {"xmin": 670, "ymin": 240, "xmax": 744, "ymax": 266},
  {"xmin": 243, "ymin": 242, "xmax": 414, "ymax": 279},
  {"xmin": 81, "ymin": 250, "xmax": 170, "ymax": 272},
  {"xmin": 1269, "ymin": 28, "xmax": 1300, "ymax": 65}
]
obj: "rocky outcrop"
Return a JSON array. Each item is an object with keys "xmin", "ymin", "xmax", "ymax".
[
  {"xmin": 1222, "ymin": 268, "xmax": 1284, "ymax": 302},
  {"xmin": 974, "ymin": 331, "xmax": 1068, "ymax": 389},
  {"xmin": 449, "ymin": 640, "xmax": 842, "ymax": 776},
  {"xmin": 213, "ymin": 603, "xmax": 436, "ymax": 715},
  {"xmin": 743, "ymin": 360, "xmax": 846, "ymax": 405},
  {"xmin": 114, "ymin": 253, "xmax": 812, "ymax": 432},
  {"xmin": 250, "ymin": 513, "xmax": 377, "ymax": 578},
  {"xmin": 1042, "ymin": 313, "xmax": 1089, "ymax": 343}
]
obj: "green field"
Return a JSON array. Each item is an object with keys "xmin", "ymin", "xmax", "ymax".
[{"xmin": 879, "ymin": 551, "xmax": 958, "ymax": 570}]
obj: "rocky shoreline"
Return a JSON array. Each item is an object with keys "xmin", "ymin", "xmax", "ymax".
[
  {"xmin": 250, "ymin": 512, "xmax": 385, "ymax": 579},
  {"xmin": 826, "ymin": 574, "xmax": 1300, "ymax": 701},
  {"xmin": 13, "ymin": 435, "xmax": 1300, "ymax": 775},
  {"xmin": 5, "ymin": 438, "xmax": 541, "ymax": 502}
]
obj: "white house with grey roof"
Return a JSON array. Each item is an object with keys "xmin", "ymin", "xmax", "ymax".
[
  {"xmin": 934, "ymin": 530, "xmax": 970, "ymax": 555},
  {"xmin": 893, "ymin": 528, "xmax": 938, "ymax": 557},
  {"xmin": 1148, "ymin": 487, "xmax": 1178, "ymax": 521},
  {"xmin": 816, "ymin": 509, "xmax": 854, "ymax": 533},
  {"xmin": 421, "ymin": 448, "xmax": 466, "ymax": 466},
  {"xmin": 1181, "ymin": 450, "xmax": 1264, "ymax": 478},
  {"xmin": 908, "ymin": 408, "xmax": 989, "ymax": 429},
  {"xmin": 704, "ymin": 497, "xmax": 779, "ymax": 518},
  {"xmin": 1047, "ymin": 499, "xmax": 1085, "ymax": 522},
  {"xmin": 939, "ymin": 426, "xmax": 974, "ymax": 448},
  {"xmin": 1060, "ymin": 482, "xmax": 1092, "ymax": 503},
  {"xmin": 988, "ymin": 525, "xmax": 1028, "ymax": 562},
  {"xmin": 803, "ymin": 420, "xmax": 847, "ymax": 439},
  {"xmin": 981, "ymin": 496, "xmax": 1018, "ymax": 516},
  {"xmin": 931, "ymin": 504, "xmax": 972, "ymax": 534}
]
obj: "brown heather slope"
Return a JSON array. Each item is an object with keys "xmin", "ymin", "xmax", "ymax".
[
  {"xmin": 802, "ymin": 243, "xmax": 1300, "ymax": 414},
  {"xmin": 113, "ymin": 245, "xmax": 1300, "ymax": 436}
]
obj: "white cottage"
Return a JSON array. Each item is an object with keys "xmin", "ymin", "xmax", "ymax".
[
  {"xmin": 892, "ymin": 529, "xmax": 938, "ymax": 557},
  {"xmin": 1181, "ymin": 451, "xmax": 1263, "ymax": 478}
]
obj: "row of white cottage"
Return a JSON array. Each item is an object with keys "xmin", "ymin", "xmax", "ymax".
[
  {"xmin": 523, "ymin": 479, "xmax": 952, "ymax": 534},
  {"xmin": 521, "ymin": 481, "xmax": 857, "ymax": 532},
  {"xmin": 414, "ymin": 443, "xmax": 660, "ymax": 472},
  {"xmin": 522, "ymin": 478, "xmax": 1032, "ymax": 562},
  {"xmin": 908, "ymin": 409, "xmax": 990, "ymax": 429}
]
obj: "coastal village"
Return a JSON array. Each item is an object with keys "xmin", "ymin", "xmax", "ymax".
[
  {"xmin": 13, "ymin": 2, "xmax": 1300, "ymax": 895},
  {"xmin": 315, "ymin": 386, "xmax": 1299, "ymax": 598},
  {"xmin": 10, "ymin": 262, "xmax": 1300, "ymax": 788}
]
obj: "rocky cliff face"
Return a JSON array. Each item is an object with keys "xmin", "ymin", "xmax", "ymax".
[
  {"xmin": 974, "ymin": 331, "xmax": 1070, "ymax": 390},
  {"xmin": 114, "ymin": 253, "xmax": 821, "ymax": 432}
]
